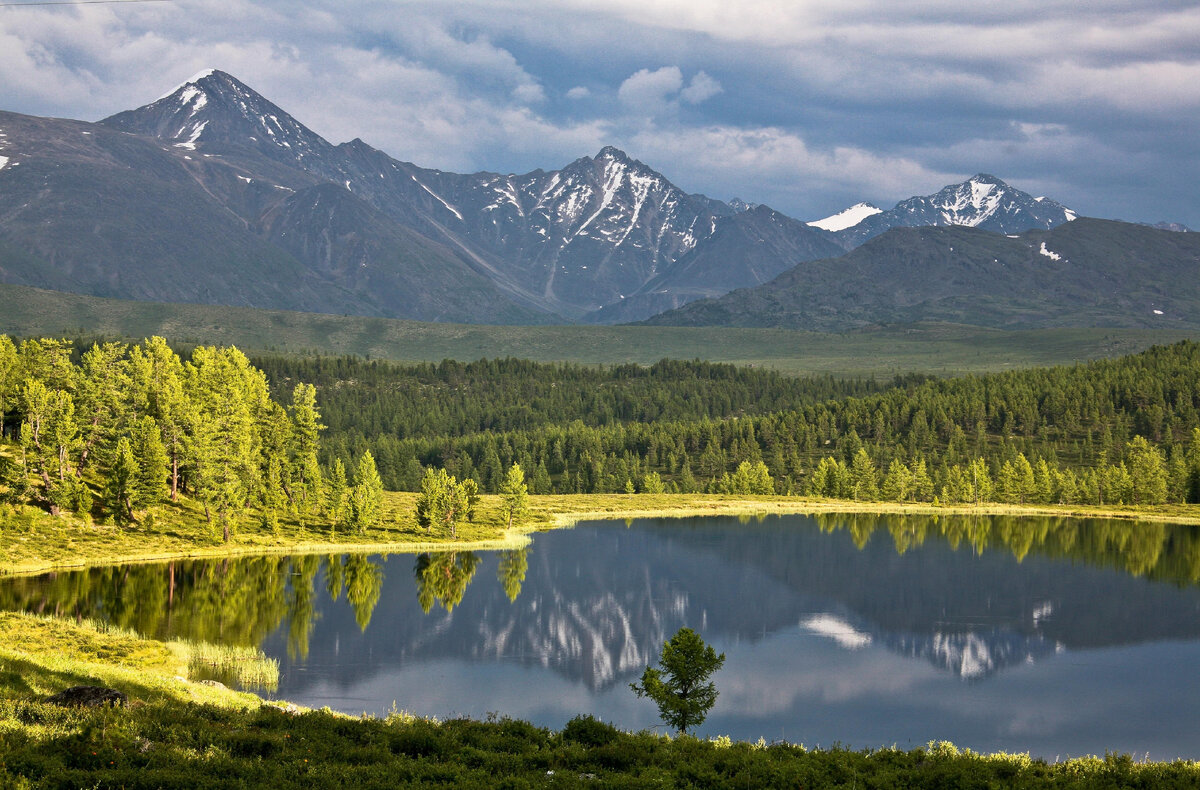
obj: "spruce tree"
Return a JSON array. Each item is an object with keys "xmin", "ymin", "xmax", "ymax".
[
  {"xmin": 104, "ymin": 436, "xmax": 138, "ymax": 525},
  {"xmin": 499, "ymin": 463, "xmax": 529, "ymax": 529},
  {"xmin": 349, "ymin": 451, "xmax": 384, "ymax": 532}
]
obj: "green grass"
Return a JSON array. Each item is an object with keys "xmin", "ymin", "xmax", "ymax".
[
  {"xmin": 0, "ymin": 612, "xmax": 1197, "ymax": 788},
  {"xmin": 1, "ymin": 282, "xmax": 1196, "ymax": 376},
  {"xmin": 5, "ymin": 490, "xmax": 1200, "ymax": 578}
]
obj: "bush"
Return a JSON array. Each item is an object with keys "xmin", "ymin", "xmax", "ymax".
[{"xmin": 562, "ymin": 714, "xmax": 620, "ymax": 747}]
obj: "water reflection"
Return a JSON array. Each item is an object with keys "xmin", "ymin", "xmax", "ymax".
[
  {"xmin": 4, "ymin": 514, "xmax": 1200, "ymax": 756},
  {"xmin": 414, "ymin": 551, "xmax": 479, "ymax": 614}
]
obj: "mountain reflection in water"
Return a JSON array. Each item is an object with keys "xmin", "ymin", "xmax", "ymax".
[{"xmin": 4, "ymin": 513, "xmax": 1200, "ymax": 757}]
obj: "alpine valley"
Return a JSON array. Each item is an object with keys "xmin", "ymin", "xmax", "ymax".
[{"xmin": 0, "ymin": 69, "xmax": 1192, "ymax": 329}]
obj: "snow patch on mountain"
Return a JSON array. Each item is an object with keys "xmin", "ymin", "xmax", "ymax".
[
  {"xmin": 808, "ymin": 202, "xmax": 882, "ymax": 232},
  {"xmin": 1039, "ymin": 242, "xmax": 1062, "ymax": 261},
  {"xmin": 157, "ymin": 68, "xmax": 217, "ymax": 101},
  {"xmin": 411, "ymin": 176, "xmax": 463, "ymax": 221}
]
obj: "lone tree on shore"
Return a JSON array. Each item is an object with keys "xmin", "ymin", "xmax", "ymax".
[
  {"xmin": 500, "ymin": 463, "xmax": 529, "ymax": 529},
  {"xmin": 631, "ymin": 627, "xmax": 725, "ymax": 735}
]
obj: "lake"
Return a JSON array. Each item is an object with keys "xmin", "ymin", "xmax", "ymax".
[{"xmin": 6, "ymin": 512, "xmax": 1200, "ymax": 760}]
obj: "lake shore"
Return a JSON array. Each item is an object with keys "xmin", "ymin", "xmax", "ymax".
[
  {"xmin": 3, "ymin": 491, "xmax": 1199, "ymax": 577},
  {"xmin": 1, "ymin": 610, "xmax": 1197, "ymax": 788}
]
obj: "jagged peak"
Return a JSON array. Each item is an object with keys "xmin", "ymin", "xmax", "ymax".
[
  {"xmin": 596, "ymin": 145, "xmax": 629, "ymax": 161},
  {"xmin": 965, "ymin": 173, "xmax": 1006, "ymax": 186}
]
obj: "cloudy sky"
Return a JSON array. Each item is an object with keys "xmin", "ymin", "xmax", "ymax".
[{"xmin": 2, "ymin": 0, "xmax": 1198, "ymax": 225}]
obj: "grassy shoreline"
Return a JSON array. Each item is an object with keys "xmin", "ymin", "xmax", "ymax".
[
  {"xmin": 3, "ymin": 491, "xmax": 1199, "ymax": 578},
  {"xmin": 0, "ymin": 611, "xmax": 1197, "ymax": 787}
]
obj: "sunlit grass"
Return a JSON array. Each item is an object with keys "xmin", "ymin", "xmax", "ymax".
[
  {"xmin": 4, "ymin": 491, "xmax": 1200, "ymax": 578},
  {"xmin": 171, "ymin": 639, "xmax": 279, "ymax": 692},
  {"xmin": 0, "ymin": 609, "xmax": 1197, "ymax": 787}
]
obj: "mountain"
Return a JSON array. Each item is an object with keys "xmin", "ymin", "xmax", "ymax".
[
  {"xmin": 824, "ymin": 174, "xmax": 1077, "ymax": 247},
  {"xmin": 0, "ymin": 75, "xmax": 549, "ymax": 323},
  {"xmin": 640, "ymin": 218, "xmax": 1200, "ymax": 331},
  {"xmin": 0, "ymin": 69, "xmax": 862, "ymax": 324},
  {"xmin": 582, "ymin": 204, "xmax": 846, "ymax": 323}
]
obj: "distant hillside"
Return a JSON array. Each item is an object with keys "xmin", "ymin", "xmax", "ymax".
[
  {"xmin": 641, "ymin": 218, "xmax": 1200, "ymax": 331},
  {"xmin": 0, "ymin": 281, "xmax": 1194, "ymax": 377}
]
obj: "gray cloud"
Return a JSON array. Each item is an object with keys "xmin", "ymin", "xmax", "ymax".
[{"xmin": 0, "ymin": 0, "xmax": 1196, "ymax": 225}]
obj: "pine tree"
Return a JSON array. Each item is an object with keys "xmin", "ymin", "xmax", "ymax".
[
  {"xmin": 630, "ymin": 627, "xmax": 725, "ymax": 735},
  {"xmin": 326, "ymin": 457, "xmax": 348, "ymax": 531},
  {"xmin": 349, "ymin": 451, "xmax": 384, "ymax": 532},
  {"xmin": 881, "ymin": 459, "xmax": 911, "ymax": 501},
  {"xmin": 104, "ymin": 436, "xmax": 138, "ymax": 525},
  {"xmin": 850, "ymin": 449, "xmax": 879, "ymax": 501},
  {"xmin": 130, "ymin": 416, "xmax": 168, "ymax": 509},
  {"xmin": 499, "ymin": 463, "xmax": 529, "ymax": 529},
  {"xmin": 1127, "ymin": 436, "xmax": 1168, "ymax": 505}
]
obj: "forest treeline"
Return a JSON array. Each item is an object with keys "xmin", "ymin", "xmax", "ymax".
[
  {"xmin": 6, "ymin": 335, "xmax": 1200, "ymax": 521},
  {"xmin": 259, "ymin": 342, "xmax": 1200, "ymax": 507},
  {"xmin": 0, "ymin": 336, "xmax": 383, "ymax": 540}
]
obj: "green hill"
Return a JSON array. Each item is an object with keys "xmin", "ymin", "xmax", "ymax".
[{"xmin": 642, "ymin": 219, "xmax": 1200, "ymax": 332}]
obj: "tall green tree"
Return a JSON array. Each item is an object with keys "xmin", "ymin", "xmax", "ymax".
[
  {"xmin": 415, "ymin": 467, "xmax": 470, "ymax": 538},
  {"xmin": 129, "ymin": 337, "xmax": 188, "ymax": 501},
  {"xmin": 1127, "ymin": 435, "xmax": 1168, "ymax": 505},
  {"xmin": 103, "ymin": 436, "xmax": 138, "ymax": 525},
  {"xmin": 348, "ymin": 451, "xmax": 384, "ymax": 532},
  {"xmin": 630, "ymin": 627, "xmax": 725, "ymax": 735},
  {"xmin": 326, "ymin": 457, "xmax": 348, "ymax": 532},
  {"xmin": 130, "ymin": 415, "xmax": 169, "ymax": 509},
  {"xmin": 499, "ymin": 463, "xmax": 529, "ymax": 529},
  {"xmin": 850, "ymin": 449, "xmax": 879, "ymax": 501},
  {"xmin": 76, "ymin": 342, "xmax": 132, "ymax": 470}
]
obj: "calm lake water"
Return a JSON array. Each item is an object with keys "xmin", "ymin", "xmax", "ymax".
[{"xmin": 7, "ymin": 513, "xmax": 1200, "ymax": 760}]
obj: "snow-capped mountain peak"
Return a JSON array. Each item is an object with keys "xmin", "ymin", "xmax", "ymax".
[
  {"xmin": 102, "ymin": 69, "xmax": 335, "ymax": 163},
  {"xmin": 808, "ymin": 202, "xmax": 883, "ymax": 232},
  {"xmin": 834, "ymin": 174, "xmax": 1078, "ymax": 246}
]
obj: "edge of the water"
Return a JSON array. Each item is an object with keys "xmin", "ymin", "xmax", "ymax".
[{"xmin": 5, "ymin": 494, "xmax": 1200, "ymax": 578}]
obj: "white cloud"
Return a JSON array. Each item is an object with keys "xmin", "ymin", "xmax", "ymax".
[
  {"xmin": 565, "ymin": 86, "xmax": 591, "ymax": 100},
  {"xmin": 617, "ymin": 66, "xmax": 684, "ymax": 114},
  {"xmin": 625, "ymin": 123, "xmax": 954, "ymax": 213},
  {"xmin": 511, "ymin": 83, "xmax": 546, "ymax": 104},
  {"xmin": 680, "ymin": 70, "xmax": 722, "ymax": 104}
]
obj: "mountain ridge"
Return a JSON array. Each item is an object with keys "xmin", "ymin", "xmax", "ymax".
[{"xmin": 639, "ymin": 218, "xmax": 1200, "ymax": 331}]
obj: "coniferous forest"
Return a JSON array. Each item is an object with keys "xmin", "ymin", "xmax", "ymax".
[
  {"xmin": 258, "ymin": 342, "xmax": 1200, "ymax": 507},
  {"xmin": 3, "ymin": 336, "xmax": 1200, "ymax": 536},
  {"xmin": 0, "ymin": 336, "xmax": 383, "ymax": 542}
]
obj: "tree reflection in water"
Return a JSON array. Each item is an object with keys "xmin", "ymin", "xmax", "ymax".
[
  {"xmin": 2, "ymin": 515, "xmax": 1198, "ymax": 656},
  {"xmin": 414, "ymin": 551, "xmax": 480, "ymax": 614}
]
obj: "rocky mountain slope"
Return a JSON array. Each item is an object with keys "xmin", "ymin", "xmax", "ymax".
[{"xmin": 0, "ymin": 69, "xmax": 848, "ymax": 324}]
